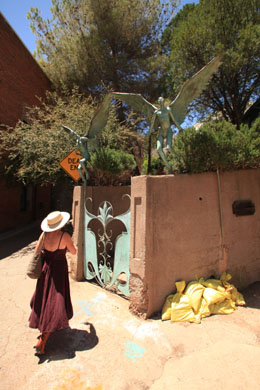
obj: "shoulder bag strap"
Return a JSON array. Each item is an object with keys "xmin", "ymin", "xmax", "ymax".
[{"xmin": 40, "ymin": 232, "xmax": 46, "ymax": 251}]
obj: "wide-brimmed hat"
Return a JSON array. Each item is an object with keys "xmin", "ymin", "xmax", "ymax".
[{"xmin": 41, "ymin": 211, "xmax": 70, "ymax": 232}]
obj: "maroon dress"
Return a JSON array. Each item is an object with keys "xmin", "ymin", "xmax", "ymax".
[{"xmin": 29, "ymin": 233, "xmax": 73, "ymax": 333}]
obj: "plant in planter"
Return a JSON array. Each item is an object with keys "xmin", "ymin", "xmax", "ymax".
[{"xmin": 87, "ymin": 148, "xmax": 136, "ymax": 186}]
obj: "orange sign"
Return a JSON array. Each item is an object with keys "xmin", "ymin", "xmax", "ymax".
[{"xmin": 59, "ymin": 149, "xmax": 83, "ymax": 182}]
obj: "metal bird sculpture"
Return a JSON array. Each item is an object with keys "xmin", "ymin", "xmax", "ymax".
[
  {"xmin": 62, "ymin": 93, "xmax": 112, "ymax": 182},
  {"xmin": 112, "ymin": 56, "xmax": 222, "ymax": 172}
]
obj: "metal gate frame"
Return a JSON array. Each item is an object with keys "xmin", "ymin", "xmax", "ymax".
[{"xmin": 83, "ymin": 193, "xmax": 130, "ymax": 297}]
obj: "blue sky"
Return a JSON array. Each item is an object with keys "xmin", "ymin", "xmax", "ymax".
[{"xmin": 0, "ymin": 0, "xmax": 198, "ymax": 54}]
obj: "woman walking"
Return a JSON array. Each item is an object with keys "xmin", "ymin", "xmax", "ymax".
[{"xmin": 29, "ymin": 211, "xmax": 77, "ymax": 355}]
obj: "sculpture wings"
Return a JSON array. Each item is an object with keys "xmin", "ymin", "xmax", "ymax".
[
  {"xmin": 112, "ymin": 92, "xmax": 159, "ymax": 127},
  {"xmin": 87, "ymin": 93, "xmax": 112, "ymax": 139},
  {"xmin": 112, "ymin": 56, "xmax": 222, "ymax": 130},
  {"xmin": 63, "ymin": 93, "xmax": 112, "ymax": 148},
  {"xmin": 169, "ymin": 56, "xmax": 222, "ymax": 127}
]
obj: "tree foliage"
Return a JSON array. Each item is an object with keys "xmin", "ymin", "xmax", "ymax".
[
  {"xmin": 161, "ymin": 0, "xmax": 260, "ymax": 127},
  {"xmin": 169, "ymin": 118, "xmax": 260, "ymax": 174},
  {"xmin": 0, "ymin": 89, "xmax": 142, "ymax": 186},
  {"xmin": 3, "ymin": 0, "xmax": 259, "ymax": 187},
  {"xmin": 28, "ymin": 0, "xmax": 177, "ymax": 97}
]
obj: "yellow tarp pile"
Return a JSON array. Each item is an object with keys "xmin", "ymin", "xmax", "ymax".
[{"xmin": 162, "ymin": 272, "xmax": 245, "ymax": 324}]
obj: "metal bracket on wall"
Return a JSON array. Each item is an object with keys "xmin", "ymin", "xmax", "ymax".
[{"xmin": 232, "ymin": 200, "xmax": 255, "ymax": 216}]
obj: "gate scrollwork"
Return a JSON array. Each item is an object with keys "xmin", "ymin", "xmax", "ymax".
[{"xmin": 84, "ymin": 196, "xmax": 130, "ymax": 296}]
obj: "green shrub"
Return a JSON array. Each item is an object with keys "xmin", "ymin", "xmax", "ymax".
[
  {"xmin": 87, "ymin": 148, "xmax": 136, "ymax": 185},
  {"xmin": 141, "ymin": 155, "xmax": 166, "ymax": 175},
  {"xmin": 170, "ymin": 119, "xmax": 260, "ymax": 173}
]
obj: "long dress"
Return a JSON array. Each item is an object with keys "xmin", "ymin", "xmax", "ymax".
[{"xmin": 29, "ymin": 234, "xmax": 73, "ymax": 333}]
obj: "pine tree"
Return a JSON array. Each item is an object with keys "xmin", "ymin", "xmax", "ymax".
[{"xmin": 160, "ymin": 0, "xmax": 260, "ymax": 127}]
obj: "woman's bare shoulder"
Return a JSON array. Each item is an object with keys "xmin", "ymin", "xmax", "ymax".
[
  {"xmin": 61, "ymin": 231, "xmax": 73, "ymax": 246},
  {"xmin": 62, "ymin": 231, "xmax": 76, "ymax": 254},
  {"xmin": 63, "ymin": 231, "xmax": 72, "ymax": 241}
]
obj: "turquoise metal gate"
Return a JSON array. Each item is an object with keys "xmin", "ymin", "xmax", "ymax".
[{"xmin": 83, "ymin": 195, "xmax": 130, "ymax": 297}]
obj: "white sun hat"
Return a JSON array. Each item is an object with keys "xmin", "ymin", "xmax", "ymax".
[{"xmin": 41, "ymin": 211, "xmax": 70, "ymax": 232}]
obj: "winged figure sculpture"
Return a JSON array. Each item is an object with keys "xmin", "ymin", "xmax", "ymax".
[
  {"xmin": 63, "ymin": 93, "xmax": 111, "ymax": 182},
  {"xmin": 112, "ymin": 56, "xmax": 222, "ymax": 173}
]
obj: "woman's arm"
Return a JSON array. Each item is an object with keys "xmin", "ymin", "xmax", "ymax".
[
  {"xmin": 64, "ymin": 232, "xmax": 77, "ymax": 255},
  {"xmin": 34, "ymin": 232, "xmax": 45, "ymax": 254}
]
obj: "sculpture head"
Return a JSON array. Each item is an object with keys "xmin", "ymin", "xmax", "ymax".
[{"xmin": 158, "ymin": 97, "xmax": 165, "ymax": 107}]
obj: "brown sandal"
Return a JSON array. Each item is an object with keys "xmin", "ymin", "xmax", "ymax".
[{"xmin": 34, "ymin": 332, "xmax": 50, "ymax": 354}]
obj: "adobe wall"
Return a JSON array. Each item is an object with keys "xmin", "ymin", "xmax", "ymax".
[{"xmin": 129, "ymin": 169, "xmax": 260, "ymax": 318}]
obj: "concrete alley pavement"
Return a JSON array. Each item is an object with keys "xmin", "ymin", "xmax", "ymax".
[{"xmin": 0, "ymin": 226, "xmax": 260, "ymax": 390}]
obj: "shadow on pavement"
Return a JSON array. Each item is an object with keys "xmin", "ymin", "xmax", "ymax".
[
  {"xmin": 0, "ymin": 221, "xmax": 74, "ymax": 260},
  {"xmin": 0, "ymin": 223, "xmax": 41, "ymax": 260},
  {"xmin": 242, "ymin": 281, "xmax": 260, "ymax": 310},
  {"xmin": 36, "ymin": 322, "xmax": 99, "ymax": 364}
]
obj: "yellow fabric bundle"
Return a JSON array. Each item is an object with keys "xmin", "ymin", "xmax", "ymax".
[
  {"xmin": 161, "ymin": 272, "xmax": 245, "ymax": 323},
  {"xmin": 220, "ymin": 272, "xmax": 245, "ymax": 306},
  {"xmin": 203, "ymin": 279, "xmax": 226, "ymax": 292},
  {"xmin": 231, "ymin": 287, "xmax": 245, "ymax": 306},
  {"xmin": 162, "ymin": 280, "xmax": 201, "ymax": 324},
  {"xmin": 209, "ymin": 299, "xmax": 236, "ymax": 315},
  {"xmin": 161, "ymin": 294, "xmax": 175, "ymax": 321},
  {"xmin": 198, "ymin": 297, "xmax": 211, "ymax": 318},
  {"xmin": 203, "ymin": 287, "xmax": 229, "ymax": 305},
  {"xmin": 220, "ymin": 271, "xmax": 232, "ymax": 283},
  {"xmin": 162, "ymin": 281, "xmax": 186, "ymax": 321},
  {"xmin": 171, "ymin": 295, "xmax": 201, "ymax": 324},
  {"xmin": 184, "ymin": 279, "xmax": 205, "ymax": 313},
  {"xmin": 162, "ymin": 280, "xmax": 200, "ymax": 323}
]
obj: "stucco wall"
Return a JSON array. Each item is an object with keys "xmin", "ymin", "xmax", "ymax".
[{"xmin": 130, "ymin": 169, "xmax": 260, "ymax": 318}]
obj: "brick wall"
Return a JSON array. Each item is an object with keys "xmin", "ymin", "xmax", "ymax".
[
  {"xmin": 0, "ymin": 180, "xmax": 51, "ymax": 232},
  {"xmin": 0, "ymin": 13, "xmax": 52, "ymax": 127},
  {"xmin": 0, "ymin": 13, "xmax": 52, "ymax": 232}
]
